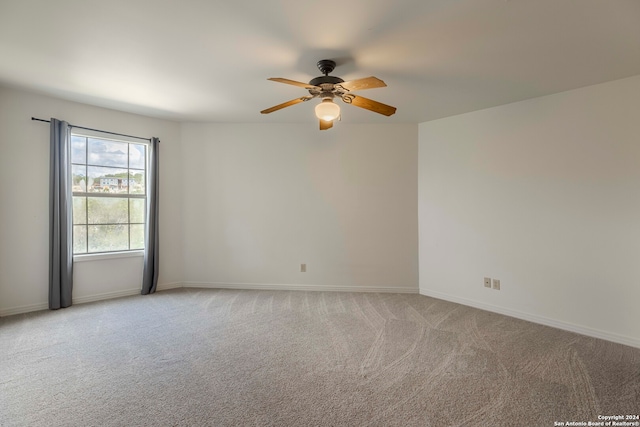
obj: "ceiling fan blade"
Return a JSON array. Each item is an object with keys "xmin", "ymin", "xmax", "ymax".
[
  {"xmin": 337, "ymin": 76, "xmax": 387, "ymax": 92},
  {"xmin": 346, "ymin": 95, "xmax": 397, "ymax": 116},
  {"xmin": 319, "ymin": 119, "xmax": 333, "ymax": 130},
  {"xmin": 261, "ymin": 96, "xmax": 312, "ymax": 114},
  {"xmin": 268, "ymin": 78, "xmax": 320, "ymax": 90}
]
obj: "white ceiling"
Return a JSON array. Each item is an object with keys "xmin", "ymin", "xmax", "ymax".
[{"xmin": 1, "ymin": 0, "xmax": 639, "ymax": 124}]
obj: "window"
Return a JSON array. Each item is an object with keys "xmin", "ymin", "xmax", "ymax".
[{"xmin": 71, "ymin": 134, "xmax": 147, "ymax": 254}]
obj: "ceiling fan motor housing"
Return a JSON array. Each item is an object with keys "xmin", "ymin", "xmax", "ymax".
[
  {"xmin": 311, "ymin": 59, "xmax": 344, "ymax": 90},
  {"xmin": 309, "ymin": 75, "xmax": 344, "ymax": 87}
]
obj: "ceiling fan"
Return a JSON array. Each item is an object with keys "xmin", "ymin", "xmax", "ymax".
[{"xmin": 260, "ymin": 59, "xmax": 397, "ymax": 130}]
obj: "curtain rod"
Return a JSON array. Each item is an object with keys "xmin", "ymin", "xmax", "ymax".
[{"xmin": 31, "ymin": 117, "xmax": 158, "ymax": 142}]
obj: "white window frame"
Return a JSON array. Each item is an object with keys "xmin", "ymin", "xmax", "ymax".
[{"xmin": 70, "ymin": 131, "xmax": 149, "ymax": 259}]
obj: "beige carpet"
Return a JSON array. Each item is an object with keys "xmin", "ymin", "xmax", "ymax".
[{"xmin": 1, "ymin": 288, "xmax": 639, "ymax": 426}]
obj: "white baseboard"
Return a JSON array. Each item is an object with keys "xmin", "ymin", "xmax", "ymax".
[
  {"xmin": 156, "ymin": 282, "xmax": 183, "ymax": 291},
  {"xmin": 71, "ymin": 282, "xmax": 187, "ymax": 304},
  {"xmin": 183, "ymin": 281, "xmax": 419, "ymax": 294},
  {"xmin": 0, "ymin": 282, "xmax": 184, "ymax": 317},
  {"xmin": 0, "ymin": 282, "xmax": 416, "ymax": 317},
  {"xmin": 72, "ymin": 288, "xmax": 141, "ymax": 305},
  {"xmin": 0, "ymin": 302, "xmax": 49, "ymax": 317},
  {"xmin": 419, "ymin": 288, "xmax": 640, "ymax": 349}
]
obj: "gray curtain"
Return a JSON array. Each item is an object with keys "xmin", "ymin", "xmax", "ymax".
[
  {"xmin": 49, "ymin": 118, "xmax": 73, "ymax": 309},
  {"xmin": 142, "ymin": 137, "xmax": 159, "ymax": 294}
]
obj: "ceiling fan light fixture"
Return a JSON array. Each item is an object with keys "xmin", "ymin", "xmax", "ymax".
[{"xmin": 315, "ymin": 98, "xmax": 340, "ymax": 121}]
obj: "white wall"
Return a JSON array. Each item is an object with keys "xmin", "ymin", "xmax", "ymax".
[
  {"xmin": 181, "ymin": 123, "xmax": 419, "ymax": 292},
  {"xmin": 0, "ymin": 87, "xmax": 418, "ymax": 315},
  {"xmin": 418, "ymin": 75, "xmax": 640, "ymax": 347},
  {"xmin": 0, "ymin": 86, "xmax": 183, "ymax": 315}
]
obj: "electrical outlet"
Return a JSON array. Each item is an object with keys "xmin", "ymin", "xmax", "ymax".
[
  {"xmin": 300, "ymin": 263, "xmax": 306, "ymax": 273},
  {"xmin": 492, "ymin": 279, "xmax": 500, "ymax": 290},
  {"xmin": 484, "ymin": 277, "xmax": 492, "ymax": 288}
]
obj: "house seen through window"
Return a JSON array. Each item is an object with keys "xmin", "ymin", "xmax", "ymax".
[{"xmin": 71, "ymin": 134, "xmax": 147, "ymax": 254}]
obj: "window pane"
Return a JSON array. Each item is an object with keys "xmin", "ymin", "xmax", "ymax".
[
  {"xmin": 73, "ymin": 225, "xmax": 87, "ymax": 254},
  {"xmin": 72, "ymin": 165, "xmax": 87, "ymax": 192},
  {"xmin": 129, "ymin": 170, "xmax": 145, "ymax": 194},
  {"xmin": 130, "ymin": 224, "xmax": 145, "ymax": 250},
  {"xmin": 88, "ymin": 225, "xmax": 128, "ymax": 252},
  {"xmin": 88, "ymin": 138, "xmax": 129, "ymax": 168},
  {"xmin": 87, "ymin": 166, "xmax": 129, "ymax": 193},
  {"xmin": 71, "ymin": 136, "xmax": 86, "ymax": 164},
  {"xmin": 69, "ymin": 135, "xmax": 147, "ymax": 255},
  {"xmin": 130, "ymin": 198, "xmax": 145, "ymax": 223},
  {"xmin": 88, "ymin": 197, "xmax": 128, "ymax": 224},
  {"xmin": 130, "ymin": 144, "xmax": 146, "ymax": 169},
  {"xmin": 73, "ymin": 197, "xmax": 87, "ymax": 224}
]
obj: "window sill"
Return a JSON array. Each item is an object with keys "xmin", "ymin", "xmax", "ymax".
[{"xmin": 74, "ymin": 250, "xmax": 144, "ymax": 263}]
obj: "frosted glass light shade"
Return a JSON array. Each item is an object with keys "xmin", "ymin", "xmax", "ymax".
[{"xmin": 315, "ymin": 99, "xmax": 340, "ymax": 121}]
